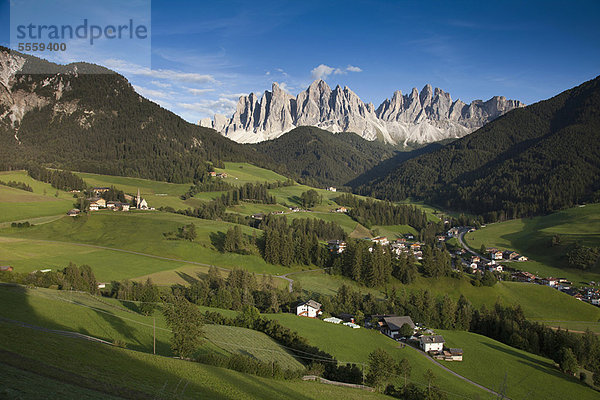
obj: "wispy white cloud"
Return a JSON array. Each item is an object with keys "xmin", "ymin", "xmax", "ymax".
[
  {"xmin": 177, "ymin": 97, "xmax": 238, "ymax": 116},
  {"xmin": 311, "ymin": 64, "xmax": 335, "ymax": 80},
  {"xmin": 151, "ymin": 80, "xmax": 172, "ymax": 88},
  {"xmin": 346, "ymin": 65, "xmax": 362, "ymax": 72},
  {"xmin": 133, "ymin": 85, "xmax": 172, "ymax": 99},
  {"xmin": 310, "ymin": 64, "xmax": 362, "ymax": 80},
  {"xmin": 187, "ymin": 88, "xmax": 216, "ymax": 95},
  {"xmin": 104, "ymin": 59, "xmax": 217, "ymax": 84}
]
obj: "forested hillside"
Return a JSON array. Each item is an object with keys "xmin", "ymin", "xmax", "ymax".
[
  {"xmin": 359, "ymin": 76, "xmax": 600, "ymax": 220},
  {"xmin": 0, "ymin": 48, "xmax": 274, "ymax": 183},
  {"xmin": 248, "ymin": 126, "xmax": 397, "ymax": 187}
]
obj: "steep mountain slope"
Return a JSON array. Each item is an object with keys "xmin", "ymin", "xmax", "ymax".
[
  {"xmin": 358, "ymin": 76, "xmax": 600, "ymax": 219},
  {"xmin": 247, "ymin": 126, "xmax": 398, "ymax": 187},
  {"xmin": 202, "ymin": 80, "xmax": 523, "ymax": 145},
  {"xmin": 0, "ymin": 47, "xmax": 267, "ymax": 183}
]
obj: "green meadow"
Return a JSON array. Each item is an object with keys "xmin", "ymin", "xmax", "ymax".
[
  {"xmin": 0, "ymin": 322, "xmax": 386, "ymax": 400},
  {"xmin": 214, "ymin": 162, "xmax": 289, "ymax": 185},
  {"xmin": 465, "ymin": 204, "xmax": 600, "ymax": 284},
  {"xmin": 438, "ymin": 329, "xmax": 598, "ymax": 399},
  {"xmin": 0, "ymin": 212, "xmax": 292, "ymax": 276},
  {"xmin": 0, "ymin": 170, "xmax": 75, "ymax": 222},
  {"xmin": 0, "ymin": 285, "xmax": 302, "ymax": 370}
]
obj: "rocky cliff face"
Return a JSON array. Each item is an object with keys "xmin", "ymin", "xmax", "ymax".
[{"xmin": 202, "ymin": 80, "xmax": 524, "ymax": 145}]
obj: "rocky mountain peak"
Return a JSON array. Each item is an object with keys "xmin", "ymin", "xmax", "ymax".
[{"xmin": 203, "ymin": 80, "xmax": 525, "ymax": 145}]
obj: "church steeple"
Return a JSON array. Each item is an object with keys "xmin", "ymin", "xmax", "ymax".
[{"xmin": 136, "ymin": 188, "xmax": 141, "ymax": 208}]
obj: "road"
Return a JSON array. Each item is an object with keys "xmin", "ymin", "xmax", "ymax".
[
  {"xmin": 0, "ymin": 236, "xmax": 323, "ymax": 293},
  {"xmin": 457, "ymin": 228, "xmax": 490, "ymax": 262}
]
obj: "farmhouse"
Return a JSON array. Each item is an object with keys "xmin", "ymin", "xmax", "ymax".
[
  {"xmin": 447, "ymin": 227, "xmax": 459, "ymax": 237},
  {"xmin": 89, "ymin": 203, "xmax": 99, "ymax": 211},
  {"xmin": 433, "ymin": 348, "xmax": 463, "ymax": 362},
  {"xmin": 251, "ymin": 213, "xmax": 265, "ymax": 220},
  {"xmin": 0, "ymin": 266, "xmax": 13, "ymax": 272},
  {"xmin": 491, "ymin": 251, "xmax": 504, "ymax": 260},
  {"xmin": 296, "ymin": 300, "xmax": 322, "ymax": 318},
  {"xmin": 410, "ymin": 243, "xmax": 421, "ymax": 251},
  {"xmin": 328, "ymin": 240, "xmax": 347, "ymax": 254},
  {"xmin": 91, "ymin": 187, "xmax": 110, "ymax": 194},
  {"xmin": 327, "ymin": 187, "xmax": 337, "ymax": 192},
  {"xmin": 216, "ymin": 173, "xmax": 228, "ymax": 178},
  {"xmin": 541, "ymin": 277, "xmax": 558, "ymax": 287},
  {"xmin": 371, "ymin": 236, "xmax": 389, "ymax": 246},
  {"xmin": 209, "ymin": 171, "xmax": 217, "ymax": 177},
  {"xmin": 517, "ymin": 255, "xmax": 529, "ymax": 261},
  {"xmin": 512, "ymin": 271, "xmax": 536, "ymax": 282},
  {"xmin": 67, "ymin": 209, "xmax": 80, "ymax": 217},
  {"xmin": 335, "ymin": 207, "xmax": 348, "ymax": 213},
  {"xmin": 88, "ymin": 197, "xmax": 106, "ymax": 209},
  {"xmin": 379, "ymin": 316, "xmax": 416, "ymax": 339},
  {"xmin": 420, "ymin": 335, "xmax": 445, "ymax": 353}
]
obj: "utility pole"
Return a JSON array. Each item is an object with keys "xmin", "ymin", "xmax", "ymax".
[{"xmin": 153, "ymin": 316, "xmax": 156, "ymax": 355}]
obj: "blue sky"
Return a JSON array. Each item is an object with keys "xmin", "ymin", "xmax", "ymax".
[{"xmin": 2, "ymin": 0, "xmax": 599, "ymax": 122}]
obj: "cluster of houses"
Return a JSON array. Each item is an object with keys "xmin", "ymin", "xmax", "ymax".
[
  {"xmin": 295, "ymin": 300, "xmax": 463, "ymax": 361},
  {"xmin": 485, "ymin": 247, "xmax": 528, "ymax": 262},
  {"xmin": 327, "ymin": 234, "xmax": 425, "ymax": 260},
  {"xmin": 372, "ymin": 315, "xmax": 462, "ymax": 360},
  {"xmin": 330, "ymin": 206, "xmax": 348, "ymax": 213},
  {"xmin": 68, "ymin": 188, "xmax": 150, "ymax": 216},
  {"xmin": 467, "ymin": 256, "xmax": 504, "ymax": 273},
  {"xmin": 208, "ymin": 171, "xmax": 228, "ymax": 178}
]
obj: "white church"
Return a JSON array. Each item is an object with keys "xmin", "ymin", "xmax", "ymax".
[{"xmin": 136, "ymin": 189, "xmax": 149, "ymax": 210}]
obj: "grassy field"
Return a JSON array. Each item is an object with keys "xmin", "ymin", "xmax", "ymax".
[
  {"xmin": 465, "ymin": 204, "xmax": 600, "ymax": 284},
  {"xmin": 214, "ymin": 162, "xmax": 289, "ymax": 185},
  {"xmin": 0, "ymin": 212, "xmax": 292, "ymax": 277},
  {"xmin": 0, "ymin": 171, "xmax": 75, "ymax": 222},
  {"xmin": 0, "ymin": 362, "xmax": 121, "ymax": 400},
  {"xmin": 0, "ymin": 322, "xmax": 386, "ymax": 400},
  {"xmin": 371, "ymin": 224, "xmax": 418, "ymax": 239},
  {"xmin": 285, "ymin": 211, "xmax": 359, "ymax": 234},
  {"xmin": 438, "ymin": 329, "xmax": 598, "ymax": 399},
  {"xmin": 266, "ymin": 313, "xmax": 489, "ymax": 399},
  {"xmin": 0, "ymin": 285, "xmax": 303, "ymax": 370}
]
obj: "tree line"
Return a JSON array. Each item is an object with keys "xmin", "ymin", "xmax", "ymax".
[
  {"xmin": 0, "ymin": 180, "xmax": 33, "ymax": 192},
  {"xmin": 329, "ymin": 241, "xmax": 452, "ymax": 287},
  {"xmin": 336, "ymin": 193, "xmax": 430, "ymax": 230},
  {"xmin": 27, "ymin": 166, "xmax": 86, "ymax": 191},
  {"xmin": 0, "ymin": 262, "xmax": 98, "ymax": 294},
  {"xmin": 259, "ymin": 216, "xmax": 345, "ymax": 267}
]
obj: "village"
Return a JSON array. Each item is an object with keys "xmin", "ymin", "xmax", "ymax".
[{"xmin": 66, "ymin": 187, "xmax": 153, "ymax": 217}]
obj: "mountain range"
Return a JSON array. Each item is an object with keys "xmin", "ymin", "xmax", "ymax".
[{"xmin": 201, "ymin": 80, "xmax": 524, "ymax": 145}]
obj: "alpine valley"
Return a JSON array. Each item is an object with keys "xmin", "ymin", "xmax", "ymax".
[{"xmin": 1, "ymin": 39, "xmax": 600, "ymax": 400}]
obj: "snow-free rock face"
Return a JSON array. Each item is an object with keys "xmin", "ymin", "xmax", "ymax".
[{"xmin": 206, "ymin": 80, "xmax": 524, "ymax": 145}]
